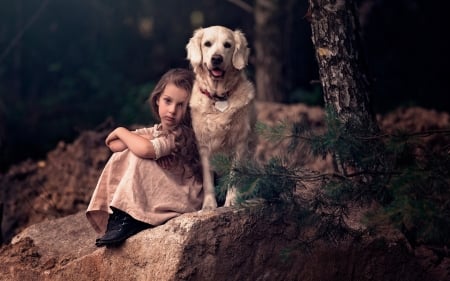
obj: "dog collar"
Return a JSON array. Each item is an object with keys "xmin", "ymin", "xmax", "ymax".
[{"xmin": 200, "ymin": 88, "xmax": 229, "ymax": 101}]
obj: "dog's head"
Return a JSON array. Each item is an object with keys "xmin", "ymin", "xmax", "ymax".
[{"xmin": 186, "ymin": 25, "xmax": 249, "ymax": 79}]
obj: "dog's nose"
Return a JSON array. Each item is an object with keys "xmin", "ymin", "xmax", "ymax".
[{"xmin": 211, "ymin": 55, "xmax": 223, "ymax": 66}]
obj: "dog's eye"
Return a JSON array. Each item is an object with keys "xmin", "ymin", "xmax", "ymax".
[
  {"xmin": 204, "ymin": 41, "xmax": 212, "ymax": 47},
  {"xmin": 224, "ymin": 42, "xmax": 232, "ymax": 48}
]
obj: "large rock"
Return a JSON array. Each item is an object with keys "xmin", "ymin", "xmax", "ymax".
[{"xmin": 0, "ymin": 205, "xmax": 435, "ymax": 281}]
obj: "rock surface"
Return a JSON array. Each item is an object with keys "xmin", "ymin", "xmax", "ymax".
[{"xmin": 0, "ymin": 205, "xmax": 435, "ymax": 281}]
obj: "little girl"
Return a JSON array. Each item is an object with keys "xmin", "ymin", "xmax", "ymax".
[{"xmin": 86, "ymin": 68, "xmax": 203, "ymax": 247}]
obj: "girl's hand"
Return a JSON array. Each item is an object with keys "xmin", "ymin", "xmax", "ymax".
[
  {"xmin": 105, "ymin": 127, "xmax": 128, "ymax": 152},
  {"xmin": 105, "ymin": 127, "xmax": 123, "ymax": 146},
  {"xmin": 157, "ymin": 155, "xmax": 175, "ymax": 169},
  {"xmin": 105, "ymin": 126, "xmax": 157, "ymax": 158}
]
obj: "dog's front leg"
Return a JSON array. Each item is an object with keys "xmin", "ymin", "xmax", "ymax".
[
  {"xmin": 224, "ymin": 139, "xmax": 253, "ymax": 207},
  {"xmin": 224, "ymin": 158, "xmax": 238, "ymax": 207},
  {"xmin": 224, "ymin": 186, "xmax": 237, "ymax": 207},
  {"xmin": 200, "ymin": 150, "xmax": 218, "ymax": 210}
]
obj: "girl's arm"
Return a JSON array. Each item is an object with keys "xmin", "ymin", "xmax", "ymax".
[
  {"xmin": 105, "ymin": 127, "xmax": 157, "ymax": 159},
  {"xmin": 106, "ymin": 137, "xmax": 128, "ymax": 152}
]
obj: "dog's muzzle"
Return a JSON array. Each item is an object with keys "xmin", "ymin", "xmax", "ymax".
[
  {"xmin": 211, "ymin": 54, "xmax": 223, "ymax": 66},
  {"xmin": 209, "ymin": 55, "xmax": 225, "ymax": 78}
]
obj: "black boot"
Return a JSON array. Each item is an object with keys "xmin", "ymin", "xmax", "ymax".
[{"xmin": 95, "ymin": 207, "xmax": 152, "ymax": 247}]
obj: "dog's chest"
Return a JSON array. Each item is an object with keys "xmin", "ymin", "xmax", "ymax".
[
  {"xmin": 190, "ymin": 93, "xmax": 248, "ymax": 148},
  {"xmin": 191, "ymin": 97, "xmax": 234, "ymax": 133}
]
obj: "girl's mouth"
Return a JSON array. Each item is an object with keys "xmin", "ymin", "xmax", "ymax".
[{"xmin": 165, "ymin": 116, "xmax": 175, "ymax": 123}]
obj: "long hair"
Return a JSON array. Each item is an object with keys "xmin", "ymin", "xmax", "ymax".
[{"xmin": 148, "ymin": 68, "xmax": 202, "ymax": 182}]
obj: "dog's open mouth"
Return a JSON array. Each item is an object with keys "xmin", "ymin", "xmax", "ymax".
[{"xmin": 209, "ymin": 67, "xmax": 225, "ymax": 79}]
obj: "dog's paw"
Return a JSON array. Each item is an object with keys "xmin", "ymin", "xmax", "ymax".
[
  {"xmin": 201, "ymin": 202, "xmax": 218, "ymax": 211},
  {"xmin": 223, "ymin": 200, "xmax": 235, "ymax": 207},
  {"xmin": 201, "ymin": 195, "xmax": 218, "ymax": 210},
  {"xmin": 200, "ymin": 205, "xmax": 216, "ymax": 212}
]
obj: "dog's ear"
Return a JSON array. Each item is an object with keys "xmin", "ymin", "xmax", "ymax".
[
  {"xmin": 232, "ymin": 29, "xmax": 250, "ymax": 70},
  {"xmin": 186, "ymin": 28, "xmax": 204, "ymax": 67}
]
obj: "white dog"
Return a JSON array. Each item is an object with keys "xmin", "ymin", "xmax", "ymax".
[{"xmin": 186, "ymin": 25, "xmax": 256, "ymax": 210}]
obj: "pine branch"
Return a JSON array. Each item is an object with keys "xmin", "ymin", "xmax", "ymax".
[
  {"xmin": 356, "ymin": 128, "xmax": 450, "ymax": 140},
  {"xmin": 221, "ymin": 110, "xmax": 449, "ymax": 249}
]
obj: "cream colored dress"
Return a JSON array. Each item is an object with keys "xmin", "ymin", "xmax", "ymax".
[{"xmin": 86, "ymin": 124, "xmax": 203, "ymax": 234}]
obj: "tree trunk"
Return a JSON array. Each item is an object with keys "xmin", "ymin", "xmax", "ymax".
[
  {"xmin": 308, "ymin": 0, "xmax": 385, "ymax": 176},
  {"xmin": 254, "ymin": 0, "xmax": 288, "ymax": 102},
  {"xmin": 308, "ymin": 0, "xmax": 378, "ymax": 134}
]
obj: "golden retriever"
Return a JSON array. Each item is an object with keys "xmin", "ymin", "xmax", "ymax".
[{"xmin": 186, "ymin": 25, "xmax": 256, "ymax": 210}]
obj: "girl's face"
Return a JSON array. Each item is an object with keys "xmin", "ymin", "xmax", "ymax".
[{"xmin": 157, "ymin": 83, "xmax": 189, "ymax": 130}]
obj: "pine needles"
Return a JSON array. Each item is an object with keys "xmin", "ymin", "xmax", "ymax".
[{"xmin": 215, "ymin": 108, "xmax": 450, "ymax": 249}]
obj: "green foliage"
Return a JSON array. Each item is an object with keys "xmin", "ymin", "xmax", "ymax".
[
  {"xmin": 211, "ymin": 154, "xmax": 297, "ymax": 204},
  {"xmin": 225, "ymin": 109, "xmax": 450, "ymax": 249},
  {"xmin": 310, "ymin": 108, "xmax": 385, "ymax": 173},
  {"xmin": 233, "ymin": 157, "xmax": 298, "ymax": 204},
  {"xmin": 311, "ymin": 113, "xmax": 449, "ymax": 247},
  {"xmin": 255, "ymin": 122, "xmax": 290, "ymax": 144},
  {"xmin": 366, "ymin": 135, "xmax": 450, "ymax": 246}
]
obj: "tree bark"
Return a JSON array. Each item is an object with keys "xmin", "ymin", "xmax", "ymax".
[
  {"xmin": 308, "ymin": 0, "xmax": 379, "ymax": 135},
  {"xmin": 308, "ymin": 0, "xmax": 386, "ymax": 177}
]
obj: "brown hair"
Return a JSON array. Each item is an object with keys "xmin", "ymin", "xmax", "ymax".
[
  {"xmin": 149, "ymin": 68, "xmax": 194, "ymax": 124},
  {"xmin": 148, "ymin": 68, "xmax": 202, "ymax": 182}
]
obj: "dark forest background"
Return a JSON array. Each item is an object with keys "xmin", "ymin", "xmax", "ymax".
[{"xmin": 0, "ymin": 0, "xmax": 449, "ymax": 172}]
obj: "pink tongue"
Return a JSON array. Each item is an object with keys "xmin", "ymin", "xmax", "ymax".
[{"xmin": 211, "ymin": 69, "xmax": 223, "ymax": 77}]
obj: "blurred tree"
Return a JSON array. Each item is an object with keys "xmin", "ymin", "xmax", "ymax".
[
  {"xmin": 254, "ymin": 0, "xmax": 286, "ymax": 102},
  {"xmin": 252, "ymin": 0, "xmax": 312, "ymax": 102}
]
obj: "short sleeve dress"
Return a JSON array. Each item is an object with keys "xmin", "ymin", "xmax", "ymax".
[{"xmin": 86, "ymin": 124, "xmax": 203, "ymax": 234}]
